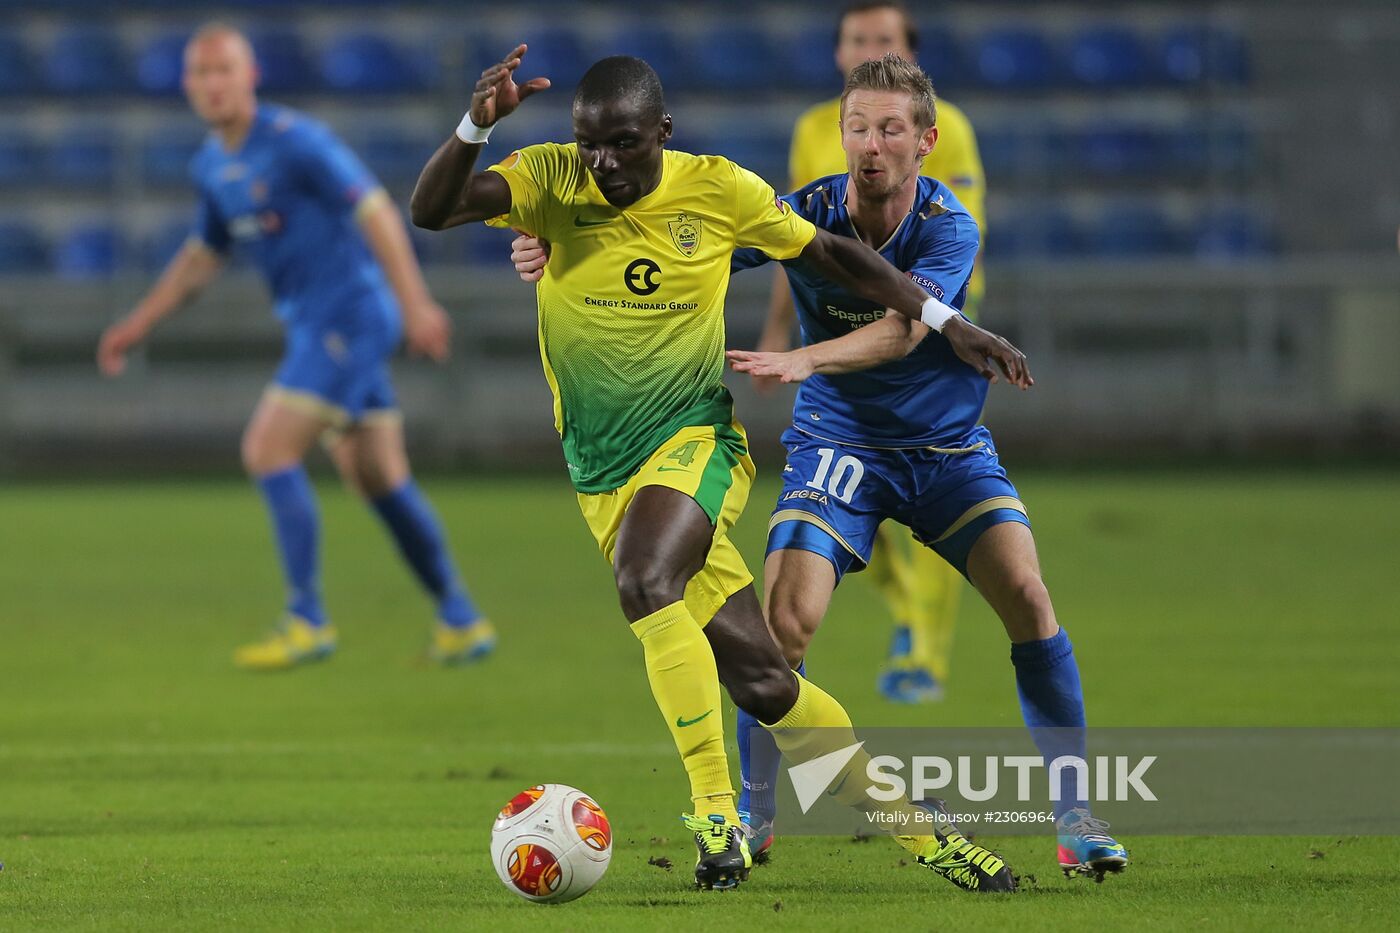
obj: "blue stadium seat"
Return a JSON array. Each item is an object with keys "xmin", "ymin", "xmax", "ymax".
[
  {"xmin": 977, "ymin": 124, "xmax": 1051, "ymax": 181},
  {"xmin": 783, "ymin": 25, "xmax": 840, "ymax": 91},
  {"xmin": 143, "ymin": 219, "xmax": 194, "ymax": 273},
  {"xmin": 1158, "ymin": 25, "xmax": 1250, "ymax": 86},
  {"xmin": 0, "ymin": 31, "xmax": 39, "ymax": 96},
  {"xmin": 136, "ymin": 32, "xmax": 189, "ymax": 96},
  {"xmin": 705, "ymin": 129, "xmax": 787, "ymax": 188},
  {"xmin": 45, "ymin": 27, "xmax": 131, "ymax": 95},
  {"xmin": 464, "ymin": 223, "xmax": 519, "ymax": 266},
  {"xmin": 356, "ymin": 129, "xmax": 437, "ymax": 184},
  {"xmin": 142, "ymin": 128, "xmax": 202, "ymax": 186},
  {"xmin": 0, "ymin": 221, "xmax": 47, "ymax": 274},
  {"xmin": 1067, "ymin": 26, "xmax": 1148, "ymax": 88},
  {"xmin": 484, "ymin": 29, "xmax": 588, "ymax": 91},
  {"xmin": 0, "ymin": 134, "xmax": 41, "ymax": 187},
  {"xmin": 1075, "ymin": 122, "xmax": 1170, "ymax": 176},
  {"xmin": 970, "ymin": 28, "xmax": 1057, "ymax": 89},
  {"xmin": 1193, "ymin": 208, "xmax": 1274, "ymax": 260},
  {"xmin": 985, "ymin": 208, "xmax": 1081, "ymax": 260},
  {"xmin": 251, "ymin": 29, "xmax": 316, "ymax": 93},
  {"xmin": 691, "ymin": 27, "xmax": 779, "ymax": 91},
  {"xmin": 917, "ymin": 26, "xmax": 965, "ymax": 92},
  {"xmin": 54, "ymin": 224, "xmax": 124, "ymax": 279},
  {"xmin": 1086, "ymin": 204, "xmax": 1180, "ymax": 257},
  {"xmin": 605, "ymin": 27, "xmax": 688, "ymax": 93},
  {"xmin": 49, "ymin": 129, "xmax": 118, "ymax": 187},
  {"xmin": 321, "ymin": 33, "xmax": 432, "ymax": 93}
]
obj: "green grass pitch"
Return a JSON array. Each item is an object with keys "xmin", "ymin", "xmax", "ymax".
[{"xmin": 1, "ymin": 469, "xmax": 1397, "ymax": 930}]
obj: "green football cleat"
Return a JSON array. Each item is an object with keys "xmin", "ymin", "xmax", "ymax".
[
  {"xmin": 682, "ymin": 813, "xmax": 751, "ymax": 891},
  {"xmin": 914, "ymin": 800, "xmax": 1017, "ymax": 893},
  {"xmin": 428, "ymin": 619, "xmax": 496, "ymax": 665},
  {"xmin": 233, "ymin": 616, "xmax": 337, "ymax": 671}
]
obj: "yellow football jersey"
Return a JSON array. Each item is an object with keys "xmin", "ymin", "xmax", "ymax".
[
  {"xmin": 487, "ymin": 143, "xmax": 817, "ymax": 493},
  {"xmin": 788, "ymin": 95, "xmax": 986, "ymax": 304}
]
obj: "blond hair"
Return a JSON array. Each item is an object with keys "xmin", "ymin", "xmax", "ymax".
[{"xmin": 840, "ymin": 51, "xmax": 937, "ymax": 129}]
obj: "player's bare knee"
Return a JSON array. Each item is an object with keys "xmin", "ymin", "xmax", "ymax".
[
  {"xmin": 728, "ymin": 662, "xmax": 797, "ymax": 725},
  {"xmin": 614, "ymin": 561, "xmax": 688, "ymax": 619},
  {"xmin": 241, "ymin": 429, "xmax": 287, "ymax": 476},
  {"xmin": 1002, "ymin": 574, "xmax": 1057, "ymax": 641},
  {"xmin": 767, "ymin": 602, "xmax": 816, "ymax": 669}
]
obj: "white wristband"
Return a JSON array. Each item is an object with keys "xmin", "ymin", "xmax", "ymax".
[
  {"xmin": 455, "ymin": 113, "xmax": 494, "ymax": 145},
  {"xmin": 918, "ymin": 295, "xmax": 959, "ymax": 332}
]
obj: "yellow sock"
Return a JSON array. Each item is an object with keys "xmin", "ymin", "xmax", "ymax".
[
  {"xmin": 630, "ymin": 601, "xmax": 738, "ymax": 825},
  {"xmin": 764, "ymin": 673, "xmax": 935, "ymax": 856},
  {"xmin": 903, "ymin": 544, "xmax": 962, "ymax": 681}
]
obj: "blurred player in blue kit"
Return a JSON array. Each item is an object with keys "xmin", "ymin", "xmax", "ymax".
[{"xmin": 98, "ymin": 24, "xmax": 494, "ymax": 670}]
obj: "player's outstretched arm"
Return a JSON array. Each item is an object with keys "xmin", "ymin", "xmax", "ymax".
[
  {"xmin": 357, "ymin": 190, "xmax": 451, "ymax": 361},
  {"xmin": 798, "ymin": 228, "xmax": 1033, "ymax": 388},
  {"xmin": 97, "ymin": 239, "xmax": 224, "ymax": 377},
  {"xmin": 411, "ymin": 44, "xmax": 548, "ymax": 231},
  {"xmin": 727, "ymin": 313, "xmax": 926, "ymax": 383}
]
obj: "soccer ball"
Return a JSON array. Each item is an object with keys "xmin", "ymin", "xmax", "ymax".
[{"xmin": 490, "ymin": 783, "xmax": 612, "ymax": 903}]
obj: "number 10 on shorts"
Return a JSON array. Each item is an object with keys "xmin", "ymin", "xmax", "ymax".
[{"xmin": 806, "ymin": 448, "xmax": 864, "ymax": 503}]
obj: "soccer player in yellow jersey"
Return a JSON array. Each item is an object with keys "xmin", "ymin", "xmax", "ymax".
[
  {"xmin": 767, "ymin": 0, "xmax": 986, "ymax": 704},
  {"xmin": 413, "ymin": 47, "xmax": 1029, "ymax": 892}
]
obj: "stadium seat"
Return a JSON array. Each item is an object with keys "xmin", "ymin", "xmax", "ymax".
[
  {"xmin": 605, "ymin": 27, "xmax": 688, "ymax": 93},
  {"xmin": 970, "ymin": 28, "xmax": 1057, "ymax": 89},
  {"xmin": 54, "ymin": 224, "xmax": 124, "ymax": 279},
  {"xmin": 705, "ymin": 130, "xmax": 787, "ymax": 187},
  {"xmin": 49, "ymin": 129, "xmax": 118, "ymax": 188},
  {"xmin": 0, "ymin": 31, "xmax": 39, "ymax": 96},
  {"xmin": 136, "ymin": 32, "xmax": 189, "ymax": 96},
  {"xmin": 985, "ymin": 208, "xmax": 1082, "ymax": 260},
  {"xmin": 0, "ymin": 221, "xmax": 47, "ymax": 274},
  {"xmin": 250, "ymin": 29, "xmax": 316, "ymax": 93},
  {"xmin": 916, "ymin": 26, "xmax": 965, "ymax": 92},
  {"xmin": 783, "ymin": 25, "xmax": 840, "ymax": 91},
  {"xmin": 690, "ymin": 27, "xmax": 778, "ymax": 91},
  {"xmin": 1193, "ymin": 208, "xmax": 1275, "ymax": 260},
  {"xmin": 1075, "ymin": 122, "xmax": 1170, "ymax": 177},
  {"xmin": 1067, "ymin": 26, "xmax": 1149, "ymax": 87},
  {"xmin": 0, "ymin": 134, "xmax": 41, "ymax": 187},
  {"xmin": 1086, "ymin": 204, "xmax": 1180, "ymax": 257},
  {"xmin": 977, "ymin": 124, "xmax": 1051, "ymax": 181},
  {"xmin": 489, "ymin": 28, "xmax": 588, "ymax": 91},
  {"xmin": 321, "ymin": 33, "xmax": 432, "ymax": 93},
  {"xmin": 356, "ymin": 128, "xmax": 438, "ymax": 184},
  {"xmin": 142, "ymin": 128, "xmax": 202, "ymax": 186},
  {"xmin": 1158, "ymin": 25, "xmax": 1250, "ymax": 86},
  {"xmin": 143, "ymin": 219, "xmax": 194, "ymax": 273},
  {"xmin": 45, "ymin": 27, "xmax": 131, "ymax": 95}
]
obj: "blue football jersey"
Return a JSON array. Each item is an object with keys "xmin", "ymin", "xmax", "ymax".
[
  {"xmin": 732, "ymin": 174, "xmax": 982, "ymax": 448},
  {"xmin": 190, "ymin": 104, "xmax": 394, "ymax": 330}
]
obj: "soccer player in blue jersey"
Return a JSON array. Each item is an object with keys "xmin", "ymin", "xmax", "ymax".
[
  {"xmin": 509, "ymin": 52, "xmax": 1128, "ymax": 881},
  {"xmin": 97, "ymin": 24, "xmax": 494, "ymax": 670}
]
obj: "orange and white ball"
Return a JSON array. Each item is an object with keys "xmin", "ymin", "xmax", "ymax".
[{"xmin": 490, "ymin": 784, "xmax": 612, "ymax": 903}]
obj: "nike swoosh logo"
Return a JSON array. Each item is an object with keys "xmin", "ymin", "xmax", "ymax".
[
  {"xmin": 676, "ymin": 709, "xmax": 713, "ymax": 728},
  {"xmin": 656, "ymin": 466, "xmax": 690, "ymax": 473},
  {"xmin": 574, "ymin": 216, "xmax": 611, "ymax": 227}
]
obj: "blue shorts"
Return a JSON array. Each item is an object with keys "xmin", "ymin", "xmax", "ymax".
[
  {"xmin": 270, "ymin": 299, "xmax": 401, "ymax": 427},
  {"xmin": 766, "ymin": 424, "xmax": 1030, "ymax": 583}
]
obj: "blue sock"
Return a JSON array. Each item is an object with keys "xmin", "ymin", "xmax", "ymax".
[
  {"xmin": 256, "ymin": 466, "xmax": 324, "ymax": 627},
  {"xmin": 737, "ymin": 659, "xmax": 804, "ymax": 824},
  {"xmin": 370, "ymin": 480, "xmax": 479, "ymax": 627},
  {"xmin": 1010, "ymin": 627, "xmax": 1088, "ymax": 820}
]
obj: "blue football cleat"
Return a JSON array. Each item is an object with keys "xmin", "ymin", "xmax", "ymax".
[
  {"xmin": 1057, "ymin": 808, "xmax": 1129, "ymax": 882},
  {"xmin": 878, "ymin": 666, "xmax": 945, "ymax": 703}
]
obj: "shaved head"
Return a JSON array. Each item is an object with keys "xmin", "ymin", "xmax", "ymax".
[{"xmin": 183, "ymin": 22, "xmax": 259, "ymax": 133}]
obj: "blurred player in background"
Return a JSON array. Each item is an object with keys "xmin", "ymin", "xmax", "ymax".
[
  {"xmin": 97, "ymin": 24, "xmax": 494, "ymax": 670},
  {"xmin": 766, "ymin": 0, "xmax": 989, "ymax": 705},
  {"xmin": 414, "ymin": 46, "xmax": 1026, "ymax": 892}
]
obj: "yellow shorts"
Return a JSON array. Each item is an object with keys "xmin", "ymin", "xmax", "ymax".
[{"xmin": 577, "ymin": 421, "xmax": 756, "ymax": 627}]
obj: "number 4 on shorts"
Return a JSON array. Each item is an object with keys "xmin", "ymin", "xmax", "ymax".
[{"xmin": 665, "ymin": 440, "xmax": 702, "ymax": 467}]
